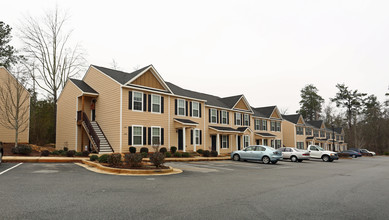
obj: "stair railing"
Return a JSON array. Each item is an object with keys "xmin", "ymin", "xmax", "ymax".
[{"xmin": 77, "ymin": 111, "xmax": 100, "ymax": 152}]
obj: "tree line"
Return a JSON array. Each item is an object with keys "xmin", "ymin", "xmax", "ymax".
[{"xmin": 297, "ymin": 84, "xmax": 389, "ymax": 154}]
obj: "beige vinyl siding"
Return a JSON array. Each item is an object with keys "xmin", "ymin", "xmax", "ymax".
[
  {"xmin": 56, "ymin": 81, "xmax": 82, "ymax": 150},
  {"xmin": 234, "ymin": 99, "xmax": 249, "ymax": 110},
  {"xmin": 0, "ymin": 68, "xmax": 30, "ymax": 143},
  {"xmin": 131, "ymin": 70, "xmax": 165, "ymax": 90},
  {"xmin": 83, "ymin": 67, "xmax": 121, "ymax": 152},
  {"xmin": 281, "ymin": 120, "xmax": 296, "ymax": 148}
]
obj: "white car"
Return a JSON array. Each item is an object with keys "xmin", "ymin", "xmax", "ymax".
[
  {"xmin": 361, "ymin": 149, "xmax": 376, "ymax": 156},
  {"xmin": 307, "ymin": 145, "xmax": 338, "ymax": 162},
  {"xmin": 278, "ymin": 147, "xmax": 310, "ymax": 162}
]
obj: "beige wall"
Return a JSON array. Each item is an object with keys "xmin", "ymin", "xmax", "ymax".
[
  {"xmin": 282, "ymin": 120, "xmax": 295, "ymax": 147},
  {"xmin": 56, "ymin": 81, "xmax": 82, "ymax": 150},
  {"xmin": 0, "ymin": 67, "xmax": 30, "ymax": 144},
  {"xmin": 83, "ymin": 67, "xmax": 121, "ymax": 152}
]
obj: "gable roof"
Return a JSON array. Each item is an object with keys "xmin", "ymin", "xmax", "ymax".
[
  {"xmin": 253, "ymin": 106, "xmax": 281, "ymax": 119},
  {"xmin": 69, "ymin": 78, "xmax": 98, "ymax": 94},
  {"xmin": 334, "ymin": 127, "xmax": 344, "ymax": 134},
  {"xmin": 306, "ymin": 120, "xmax": 324, "ymax": 129},
  {"xmin": 219, "ymin": 95, "xmax": 243, "ymax": 109},
  {"xmin": 92, "ymin": 65, "xmax": 150, "ymax": 85},
  {"xmin": 282, "ymin": 114, "xmax": 302, "ymax": 124}
]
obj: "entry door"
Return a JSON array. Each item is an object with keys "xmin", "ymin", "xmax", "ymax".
[
  {"xmin": 211, "ymin": 135, "xmax": 217, "ymax": 151},
  {"xmin": 237, "ymin": 136, "xmax": 241, "ymax": 150},
  {"xmin": 91, "ymin": 109, "xmax": 96, "ymax": 121},
  {"xmin": 178, "ymin": 129, "xmax": 183, "ymax": 150}
]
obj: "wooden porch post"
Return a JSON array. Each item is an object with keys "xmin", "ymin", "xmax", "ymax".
[{"xmin": 81, "ymin": 95, "xmax": 85, "ymax": 151}]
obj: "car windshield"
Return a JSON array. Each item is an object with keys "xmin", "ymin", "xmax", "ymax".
[
  {"xmin": 317, "ymin": 146, "xmax": 324, "ymax": 151},
  {"xmin": 294, "ymin": 148, "xmax": 304, "ymax": 152},
  {"xmin": 267, "ymin": 147, "xmax": 276, "ymax": 151}
]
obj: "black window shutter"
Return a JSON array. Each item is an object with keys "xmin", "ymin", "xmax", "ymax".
[
  {"xmin": 175, "ymin": 99, "xmax": 177, "ymax": 115},
  {"xmin": 190, "ymin": 102, "xmax": 192, "ymax": 116},
  {"xmin": 227, "ymin": 135, "xmax": 230, "ymax": 148},
  {"xmin": 148, "ymin": 95, "xmax": 151, "ymax": 112},
  {"xmin": 241, "ymin": 114, "xmax": 243, "ymax": 125},
  {"xmin": 161, "ymin": 97, "xmax": 164, "ymax": 113},
  {"xmin": 186, "ymin": 101, "xmax": 188, "ymax": 116},
  {"xmin": 248, "ymin": 115, "xmax": 251, "ymax": 126},
  {"xmin": 209, "ymin": 109, "xmax": 211, "ymax": 122},
  {"xmin": 200, "ymin": 130, "xmax": 202, "ymax": 145},
  {"xmin": 143, "ymin": 127, "xmax": 147, "ymax": 145},
  {"xmin": 128, "ymin": 91, "xmax": 132, "ymax": 109},
  {"xmin": 148, "ymin": 127, "xmax": 151, "ymax": 145},
  {"xmin": 220, "ymin": 111, "xmax": 222, "ymax": 123},
  {"xmin": 128, "ymin": 126, "xmax": 132, "ymax": 145},
  {"xmin": 217, "ymin": 110, "xmax": 219, "ymax": 123},
  {"xmin": 161, "ymin": 128, "xmax": 164, "ymax": 145},
  {"xmin": 190, "ymin": 130, "xmax": 193, "ymax": 145},
  {"xmin": 234, "ymin": 113, "xmax": 236, "ymax": 125},
  {"xmin": 143, "ymin": 94, "xmax": 147, "ymax": 111},
  {"xmin": 227, "ymin": 112, "xmax": 229, "ymax": 124},
  {"xmin": 199, "ymin": 103, "xmax": 202, "ymax": 117}
]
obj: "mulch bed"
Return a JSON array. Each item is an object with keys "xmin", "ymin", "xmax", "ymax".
[
  {"xmin": 2, "ymin": 143, "xmax": 42, "ymax": 156},
  {"xmin": 100, "ymin": 162, "xmax": 170, "ymax": 170}
]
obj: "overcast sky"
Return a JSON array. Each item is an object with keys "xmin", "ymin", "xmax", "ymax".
[{"xmin": 3, "ymin": 0, "xmax": 389, "ymax": 113}]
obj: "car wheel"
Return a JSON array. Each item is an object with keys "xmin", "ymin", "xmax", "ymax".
[
  {"xmin": 298, "ymin": 159, "xmax": 303, "ymax": 162},
  {"xmin": 352, "ymin": 155, "xmax": 356, "ymax": 158},
  {"xmin": 322, "ymin": 155, "xmax": 330, "ymax": 162},
  {"xmin": 262, "ymin": 156, "xmax": 270, "ymax": 164},
  {"xmin": 291, "ymin": 156, "xmax": 298, "ymax": 162},
  {"xmin": 233, "ymin": 154, "xmax": 240, "ymax": 161},
  {"xmin": 271, "ymin": 161, "xmax": 278, "ymax": 164},
  {"xmin": 329, "ymin": 159, "xmax": 334, "ymax": 162}
]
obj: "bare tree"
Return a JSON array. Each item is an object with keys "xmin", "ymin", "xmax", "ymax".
[
  {"xmin": 19, "ymin": 7, "xmax": 86, "ymax": 139},
  {"xmin": 279, "ymin": 107, "xmax": 288, "ymax": 115},
  {"xmin": 110, "ymin": 59, "xmax": 120, "ymax": 70},
  {"xmin": 0, "ymin": 66, "xmax": 30, "ymax": 147}
]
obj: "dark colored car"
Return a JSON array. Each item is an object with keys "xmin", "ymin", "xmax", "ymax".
[
  {"xmin": 340, "ymin": 150, "xmax": 362, "ymax": 158},
  {"xmin": 349, "ymin": 148, "xmax": 363, "ymax": 154},
  {"xmin": 0, "ymin": 142, "xmax": 3, "ymax": 165}
]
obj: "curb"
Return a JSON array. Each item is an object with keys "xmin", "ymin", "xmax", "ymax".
[
  {"xmin": 3, "ymin": 156, "xmax": 85, "ymax": 163},
  {"xmin": 80, "ymin": 160, "xmax": 182, "ymax": 176}
]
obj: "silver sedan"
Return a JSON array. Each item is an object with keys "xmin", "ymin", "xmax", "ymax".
[
  {"xmin": 231, "ymin": 145, "xmax": 283, "ymax": 164},
  {"xmin": 278, "ymin": 147, "xmax": 310, "ymax": 162}
]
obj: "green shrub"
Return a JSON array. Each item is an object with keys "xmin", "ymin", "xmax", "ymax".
[
  {"xmin": 41, "ymin": 150, "xmax": 50, "ymax": 156},
  {"xmin": 182, "ymin": 152, "xmax": 190, "ymax": 157},
  {"xmin": 75, "ymin": 152, "xmax": 83, "ymax": 157},
  {"xmin": 63, "ymin": 147, "xmax": 69, "ymax": 152},
  {"xmin": 170, "ymin": 146, "xmax": 177, "ymax": 154},
  {"xmin": 124, "ymin": 153, "xmax": 143, "ymax": 168},
  {"xmin": 82, "ymin": 151, "xmax": 90, "ymax": 157},
  {"xmin": 129, "ymin": 147, "xmax": 136, "ymax": 154},
  {"xmin": 51, "ymin": 150, "xmax": 59, "ymax": 155},
  {"xmin": 60, "ymin": 151, "xmax": 67, "ymax": 156},
  {"xmin": 11, "ymin": 145, "xmax": 32, "ymax": 155},
  {"xmin": 159, "ymin": 147, "xmax": 167, "ymax": 154},
  {"xmin": 90, "ymin": 155, "xmax": 99, "ymax": 161},
  {"xmin": 173, "ymin": 152, "xmax": 182, "ymax": 157},
  {"xmin": 165, "ymin": 152, "xmax": 172, "ymax": 157},
  {"xmin": 150, "ymin": 152, "xmax": 165, "ymax": 168},
  {"xmin": 384, "ymin": 152, "xmax": 389, "ymax": 156},
  {"xmin": 141, "ymin": 152, "xmax": 148, "ymax": 158},
  {"xmin": 210, "ymin": 150, "xmax": 218, "ymax": 157},
  {"xmin": 202, "ymin": 150, "xmax": 210, "ymax": 157},
  {"xmin": 67, "ymin": 150, "xmax": 76, "ymax": 157},
  {"xmin": 196, "ymin": 149, "xmax": 204, "ymax": 154},
  {"xmin": 58, "ymin": 150, "xmax": 64, "ymax": 154},
  {"xmin": 108, "ymin": 153, "xmax": 122, "ymax": 166},
  {"xmin": 140, "ymin": 147, "xmax": 149, "ymax": 154},
  {"xmin": 98, "ymin": 154, "xmax": 109, "ymax": 163}
]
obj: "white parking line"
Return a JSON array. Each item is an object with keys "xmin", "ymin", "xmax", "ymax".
[{"xmin": 0, "ymin": 163, "xmax": 23, "ymax": 175}]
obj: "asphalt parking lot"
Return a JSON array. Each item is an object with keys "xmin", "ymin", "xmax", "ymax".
[{"xmin": 1, "ymin": 157, "xmax": 389, "ymax": 219}]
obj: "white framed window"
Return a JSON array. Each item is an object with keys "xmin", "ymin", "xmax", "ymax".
[
  {"xmin": 275, "ymin": 140, "xmax": 281, "ymax": 149},
  {"xmin": 263, "ymin": 139, "xmax": 268, "ymax": 146},
  {"xmin": 151, "ymin": 94, "xmax": 161, "ymax": 113},
  {"xmin": 244, "ymin": 114, "xmax": 249, "ymax": 126},
  {"xmin": 271, "ymin": 140, "xmax": 275, "ymax": 148},
  {"xmin": 255, "ymin": 119, "xmax": 261, "ymax": 130},
  {"xmin": 244, "ymin": 135, "xmax": 250, "ymax": 148},
  {"xmin": 133, "ymin": 91, "xmax": 143, "ymax": 111},
  {"xmin": 306, "ymin": 128, "xmax": 312, "ymax": 135},
  {"xmin": 194, "ymin": 129, "xmax": 200, "ymax": 145},
  {"xmin": 178, "ymin": 99, "xmax": 185, "ymax": 116},
  {"xmin": 210, "ymin": 109, "xmax": 217, "ymax": 123},
  {"xmin": 296, "ymin": 126, "xmax": 304, "ymax": 135},
  {"xmin": 297, "ymin": 142, "xmax": 304, "ymax": 149},
  {"xmin": 132, "ymin": 125, "xmax": 143, "ymax": 146},
  {"xmin": 221, "ymin": 110, "xmax": 228, "ymax": 124},
  {"xmin": 151, "ymin": 127, "xmax": 161, "ymax": 146},
  {"xmin": 222, "ymin": 135, "xmax": 228, "ymax": 148},
  {"xmin": 262, "ymin": 120, "xmax": 267, "ymax": 130},
  {"xmin": 270, "ymin": 121, "xmax": 276, "ymax": 131},
  {"xmin": 276, "ymin": 121, "xmax": 281, "ymax": 132},
  {"xmin": 192, "ymin": 101, "xmax": 199, "ymax": 118},
  {"xmin": 236, "ymin": 113, "xmax": 241, "ymax": 125}
]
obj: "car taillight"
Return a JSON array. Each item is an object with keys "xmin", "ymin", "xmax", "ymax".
[
  {"xmin": 303, "ymin": 153, "xmax": 310, "ymax": 156},
  {"xmin": 273, "ymin": 151, "xmax": 280, "ymax": 155}
]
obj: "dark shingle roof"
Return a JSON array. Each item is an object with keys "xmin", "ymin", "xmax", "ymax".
[
  {"xmin": 69, "ymin": 78, "xmax": 98, "ymax": 94},
  {"xmin": 255, "ymin": 132, "xmax": 276, "ymax": 137},
  {"xmin": 166, "ymin": 82, "xmax": 248, "ymax": 109},
  {"xmin": 282, "ymin": 114, "xmax": 301, "ymax": 124},
  {"xmin": 306, "ymin": 120, "xmax": 324, "ymax": 129},
  {"xmin": 253, "ymin": 106, "xmax": 276, "ymax": 118},
  {"xmin": 237, "ymin": 127, "xmax": 250, "ymax": 132},
  {"xmin": 209, "ymin": 126, "xmax": 239, "ymax": 132},
  {"xmin": 334, "ymin": 127, "xmax": 343, "ymax": 134},
  {"xmin": 174, "ymin": 118, "xmax": 198, "ymax": 125},
  {"xmin": 92, "ymin": 65, "xmax": 151, "ymax": 85}
]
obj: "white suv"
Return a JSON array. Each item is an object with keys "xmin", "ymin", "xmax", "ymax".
[{"xmin": 307, "ymin": 145, "xmax": 338, "ymax": 162}]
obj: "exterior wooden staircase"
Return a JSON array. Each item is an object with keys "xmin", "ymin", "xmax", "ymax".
[{"xmin": 77, "ymin": 111, "xmax": 113, "ymax": 154}]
